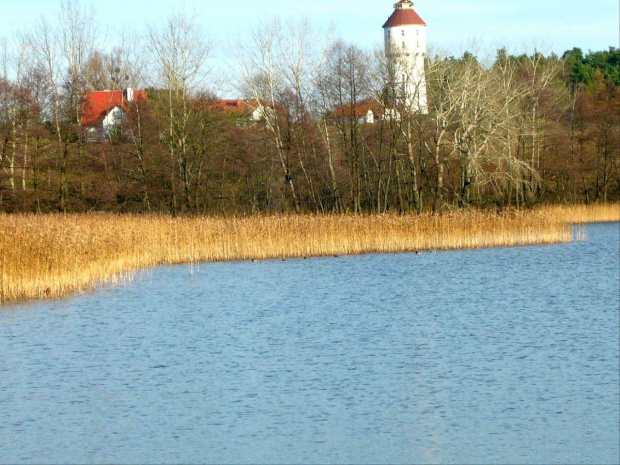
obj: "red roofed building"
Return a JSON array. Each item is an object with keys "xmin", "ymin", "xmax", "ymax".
[
  {"xmin": 332, "ymin": 100, "xmax": 383, "ymax": 124},
  {"xmin": 383, "ymin": 1, "xmax": 428, "ymax": 113},
  {"xmin": 209, "ymin": 99, "xmax": 261, "ymax": 119},
  {"xmin": 208, "ymin": 99, "xmax": 249, "ymax": 114},
  {"xmin": 206, "ymin": 99, "xmax": 280, "ymax": 125},
  {"xmin": 382, "ymin": 0, "xmax": 426, "ymax": 28},
  {"xmin": 81, "ymin": 88, "xmax": 147, "ymax": 141}
]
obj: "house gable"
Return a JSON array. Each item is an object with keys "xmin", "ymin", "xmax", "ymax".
[{"xmin": 81, "ymin": 89, "xmax": 147, "ymax": 141}]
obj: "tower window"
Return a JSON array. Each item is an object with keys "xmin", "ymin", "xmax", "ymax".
[{"xmin": 401, "ymin": 30, "xmax": 405, "ymax": 37}]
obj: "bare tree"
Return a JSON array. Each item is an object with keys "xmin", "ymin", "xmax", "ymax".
[
  {"xmin": 28, "ymin": 17, "xmax": 69, "ymax": 211},
  {"xmin": 424, "ymin": 54, "xmax": 462, "ymax": 211},
  {"xmin": 516, "ymin": 51, "xmax": 566, "ymax": 203},
  {"xmin": 317, "ymin": 40, "xmax": 372, "ymax": 212},
  {"xmin": 235, "ymin": 18, "xmax": 328, "ymax": 212},
  {"xmin": 487, "ymin": 49, "xmax": 536, "ymax": 207},
  {"xmin": 59, "ymin": 0, "xmax": 97, "ymax": 123},
  {"xmin": 24, "ymin": 1, "xmax": 98, "ymax": 211},
  {"xmin": 83, "ymin": 38, "xmax": 142, "ymax": 93},
  {"xmin": 146, "ymin": 9, "xmax": 212, "ymax": 213},
  {"xmin": 383, "ymin": 46, "xmax": 432, "ymax": 212},
  {"xmin": 0, "ymin": 39, "xmax": 17, "ymax": 194}
]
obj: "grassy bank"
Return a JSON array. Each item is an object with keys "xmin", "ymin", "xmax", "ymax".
[{"xmin": 1, "ymin": 204, "xmax": 618, "ymax": 304}]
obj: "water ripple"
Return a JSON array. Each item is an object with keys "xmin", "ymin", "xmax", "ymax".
[{"xmin": 0, "ymin": 223, "xmax": 618, "ymax": 464}]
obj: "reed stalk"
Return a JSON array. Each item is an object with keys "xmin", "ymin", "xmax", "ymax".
[{"xmin": 1, "ymin": 203, "xmax": 618, "ymax": 304}]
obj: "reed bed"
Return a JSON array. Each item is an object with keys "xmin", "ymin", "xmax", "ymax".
[
  {"xmin": 1, "ymin": 203, "xmax": 618, "ymax": 304},
  {"xmin": 535, "ymin": 203, "xmax": 620, "ymax": 224}
]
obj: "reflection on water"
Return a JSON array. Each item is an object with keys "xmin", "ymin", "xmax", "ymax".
[{"xmin": 1, "ymin": 223, "xmax": 619, "ymax": 464}]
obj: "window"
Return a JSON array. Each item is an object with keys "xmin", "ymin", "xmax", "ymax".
[{"xmin": 401, "ymin": 30, "xmax": 405, "ymax": 37}]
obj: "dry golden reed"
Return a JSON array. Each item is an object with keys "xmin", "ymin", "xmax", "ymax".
[
  {"xmin": 535, "ymin": 203, "xmax": 620, "ymax": 224},
  {"xmin": 1, "ymin": 203, "xmax": 618, "ymax": 304}
]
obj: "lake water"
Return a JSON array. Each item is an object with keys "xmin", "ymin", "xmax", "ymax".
[{"xmin": 1, "ymin": 223, "xmax": 619, "ymax": 464}]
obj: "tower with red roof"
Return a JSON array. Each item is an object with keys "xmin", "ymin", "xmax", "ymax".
[{"xmin": 383, "ymin": 1, "xmax": 428, "ymax": 113}]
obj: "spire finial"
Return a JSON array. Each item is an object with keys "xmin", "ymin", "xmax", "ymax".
[{"xmin": 395, "ymin": 0, "xmax": 414, "ymax": 10}]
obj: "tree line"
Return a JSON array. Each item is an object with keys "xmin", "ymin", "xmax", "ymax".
[{"xmin": 1, "ymin": 2, "xmax": 618, "ymax": 214}]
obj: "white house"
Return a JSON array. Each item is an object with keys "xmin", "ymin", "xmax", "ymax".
[{"xmin": 81, "ymin": 88, "xmax": 147, "ymax": 141}]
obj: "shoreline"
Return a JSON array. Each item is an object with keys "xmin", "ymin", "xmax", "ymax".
[{"xmin": 1, "ymin": 204, "xmax": 618, "ymax": 304}]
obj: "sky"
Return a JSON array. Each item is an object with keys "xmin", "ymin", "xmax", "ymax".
[
  {"xmin": 0, "ymin": 0, "xmax": 618, "ymax": 90},
  {"xmin": 1, "ymin": 0, "xmax": 617, "ymax": 52}
]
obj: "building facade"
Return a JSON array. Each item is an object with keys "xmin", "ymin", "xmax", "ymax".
[
  {"xmin": 382, "ymin": 0, "xmax": 428, "ymax": 113},
  {"xmin": 81, "ymin": 88, "xmax": 147, "ymax": 141}
]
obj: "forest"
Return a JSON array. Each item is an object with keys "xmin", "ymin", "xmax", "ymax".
[{"xmin": 0, "ymin": 4, "xmax": 618, "ymax": 215}]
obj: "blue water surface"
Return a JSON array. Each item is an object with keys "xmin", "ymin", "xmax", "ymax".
[{"xmin": 1, "ymin": 223, "xmax": 619, "ymax": 464}]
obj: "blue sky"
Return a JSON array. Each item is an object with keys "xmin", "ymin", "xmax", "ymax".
[
  {"xmin": 1, "ymin": 0, "xmax": 618, "ymax": 84},
  {"xmin": 1, "ymin": 0, "xmax": 618, "ymax": 55}
]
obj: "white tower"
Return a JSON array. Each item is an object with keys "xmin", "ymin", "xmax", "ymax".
[{"xmin": 382, "ymin": 0, "xmax": 428, "ymax": 113}]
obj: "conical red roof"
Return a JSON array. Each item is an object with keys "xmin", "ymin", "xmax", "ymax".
[{"xmin": 382, "ymin": 1, "xmax": 426, "ymax": 28}]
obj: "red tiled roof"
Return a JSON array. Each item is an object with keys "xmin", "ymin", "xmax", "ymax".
[
  {"xmin": 207, "ymin": 99, "xmax": 282, "ymax": 116},
  {"xmin": 332, "ymin": 101, "xmax": 382, "ymax": 118},
  {"xmin": 382, "ymin": 2, "xmax": 426, "ymax": 28},
  {"xmin": 208, "ymin": 99, "xmax": 253, "ymax": 114},
  {"xmin": 81, "ymin": 89, "xmax": 147, "ymax": 127}
]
